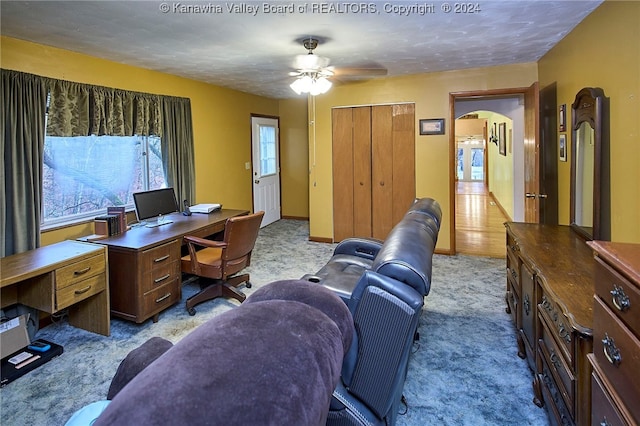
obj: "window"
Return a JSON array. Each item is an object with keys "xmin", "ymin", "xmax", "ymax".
[
  {"xmin": 259, "ymin": 125, "xmax": 277, "ymax": 176},
  {"xmin": 42, "ymin": 134, "xmax": 166, "ymax": 226}
]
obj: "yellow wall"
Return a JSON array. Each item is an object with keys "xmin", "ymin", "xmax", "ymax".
[
  {"xmin": 487, "ymin": 114, "xmax": 514, "ymax": 220},
  {"xmin": 278, "ymin": 98, "xmax": 309, "ymax": 218},
  {"xmin": 1, "ymin": 36, "xmax": 292, "ymax": 245},
  {"xmin": 309, "ymin": 64, "xmax": 538, "ymax": 251},
  {"xmin": 537, "ymin": 0, "xmax": 640, "ymax": 243}
]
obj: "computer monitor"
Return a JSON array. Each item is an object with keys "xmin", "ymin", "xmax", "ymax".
[{"xmin": 133, "ymin": 187, "xmax": 179, "ymax": 226}]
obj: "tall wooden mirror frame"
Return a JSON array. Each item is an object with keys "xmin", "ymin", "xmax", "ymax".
[{"xmin": 569, "ymin": 87, "xmax": 610, "ymax": 241}]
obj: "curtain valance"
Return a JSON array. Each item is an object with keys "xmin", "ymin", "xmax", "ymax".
[{"xmin": 46, "ymin": 78, "xmax": 165, "ymax": 137}]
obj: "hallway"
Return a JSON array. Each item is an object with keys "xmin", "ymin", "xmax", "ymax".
[{"xmin": 455, "ymin": 181, "xmax": 509, "ymax": 258}]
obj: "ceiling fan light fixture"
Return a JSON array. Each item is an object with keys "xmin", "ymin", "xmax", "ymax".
[{"xmin": 290, "ymin": 72, "xmax": 332, "ymax": 96}]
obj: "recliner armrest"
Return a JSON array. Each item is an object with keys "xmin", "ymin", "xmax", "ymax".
[{"xmin": 333, "ymin": 237, "xmax": 384, "ymax": 261}]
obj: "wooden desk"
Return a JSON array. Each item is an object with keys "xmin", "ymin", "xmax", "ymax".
[
  {"xmin": 0, "ymin": 240, "xmax": 110, "ymax": 336},
  {"xmin": 96, "ymin": 209, "xmax": 248, "ymax": 324}
]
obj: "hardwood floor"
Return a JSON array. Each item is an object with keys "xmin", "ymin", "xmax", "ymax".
[{"xmin": 455, "ymin": 181, "xmax": 509, "ymax": 258}]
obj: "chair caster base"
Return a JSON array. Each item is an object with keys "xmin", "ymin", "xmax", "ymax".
[
  {"xmin": 188, "ymin": 307, "xmax": 196, "ymax": 316},
  {"xmin": 246, "ymin": 282, "xmax": 252, "ymax": 289}
]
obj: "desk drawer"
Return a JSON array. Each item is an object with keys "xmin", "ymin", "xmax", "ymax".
[
  {"xmin": 141, "ymin": 262, "xmax": 180, "ymax": 293},
  {"xmin": 593, "ymin": 297, "xmax": 640, "ymax": 423},
  {"xmin": 55, "ymin": 255, "xmax": 105, "ymax": 290},
  {"xmin": 141, "ymin": 240, "xmax": 180, "ymax": 271},
  {"xmin": 141, "ymin": 280, "xmax": 180, "ymax": 316},
  {"xmin": 56, "ymin": 274, "xmax": 106, "ymax": 310}
]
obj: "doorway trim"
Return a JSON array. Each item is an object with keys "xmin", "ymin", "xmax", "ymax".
[{"xmin": 449, "ymin": 86, "xmax": 539, "ymax": 254}]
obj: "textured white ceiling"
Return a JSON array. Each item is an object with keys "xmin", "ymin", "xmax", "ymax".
[{"xmin": 1, "ymin": 0, "xmax": 603, "ymax": 99}]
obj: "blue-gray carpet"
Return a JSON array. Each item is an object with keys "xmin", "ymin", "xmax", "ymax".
[{"xmin": 0, "ymin": 219, "xmax": 549, "ymax": 425}]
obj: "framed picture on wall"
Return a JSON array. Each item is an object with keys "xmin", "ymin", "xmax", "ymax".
[
  {"xmin": 498, "ymin": 122, "xmax": 507, "ymax": 156},
  {"xmin": 559, "ymin": 104, "xmax": 566, "ymax": 132},
  {"xmin": 419, "ymin": 118, "xmax": 445, "ymax": 135},
  {"xmin": 559, "ymin": 134, "xmax": 567, "ymax": 162}
]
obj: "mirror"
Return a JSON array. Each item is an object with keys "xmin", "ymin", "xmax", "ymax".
[{"xmin": 570, "ymin": 87, "xmax": 610, "ymax": 241}]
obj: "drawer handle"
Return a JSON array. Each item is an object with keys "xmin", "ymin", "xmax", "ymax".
[
  {"xmin": 74, "ymin": 267, "xmax": 91, "ymax": 276},
  {"xmin": 549, "ymin": 349, "xmax": 562, "ymax": 370},
  {"xmin": 523, "ymin": 293, "xmax": 531, "ymax": 316},
  {"xmin": 154, "ymin": 274, "xmax": 171, "ymax": 284},
  {"xmin": 602, "ymin": 333, "xmax": 622, "ymax": 366},
  {"xmin": 74, "ymin": 285, "xmax": 92, "ymax": 295},
  {"xmin": 155, "ymin": 293, "xmax": 172, "ymax": 303},
  {"xmin": 610, "ymin": 285, "xmax": 630, "ymax": 312},
  {"xmin": 154, "ymin": 255, "xmax": 170, "ymax": 263},
  {"xmin": 510, "ymin": 268, "xmax": 517, "ymax": 280}
]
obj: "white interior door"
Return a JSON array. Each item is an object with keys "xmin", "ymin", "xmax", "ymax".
[{"xmin": 251, "ymin": 116, "xmax": 281, "ymax": 227}]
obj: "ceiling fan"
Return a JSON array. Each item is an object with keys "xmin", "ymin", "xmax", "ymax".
[{"xmin": 289, "ymin": 37, "xmax": 387, "ymax": 95}]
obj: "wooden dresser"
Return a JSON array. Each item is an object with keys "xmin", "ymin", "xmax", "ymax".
[
  {"xmin": 505, "ymin": 223, "xmax": 595, "ymax": 426},
  {"xmin": 587, "ymin": 241, "xmax": 640, "ymax": 426}
]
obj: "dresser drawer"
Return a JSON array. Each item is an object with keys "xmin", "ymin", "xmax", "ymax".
[
  {"xmin": 141, "ymin": 280, "xmax": 181, "ymax": 317},
  {"xmin": 506, "ymin": 230, "xmax": 519, "ymax": 259},
  {"xmin": 506, "ymin": 280, "xmax": 520, "ymax": 326},
  {"xmin": 594, "ymin": 257, "xmax": 640, "ymax": 338},
  {"xmin": 539, "ymin": 294, "xmax": 574, "ymax": 365},
  {"xmin": 141, "ymin": 240, "xmax": 180, "ymax": 271},
  {"xmin": 591, "ymin": 370, "xmax": 630, "ymax": 426},
  {"xmin": 56, "ymin": 274, "xmax": 106, "ymax": 310},
  {"xmin": 539, "ymin": 313, "xmax": 575, "ymax": 417},
  {"xmin": 55, "ymin": 254, "xmax": 105, "ymax": 290},
  {"xmin": 539, "ymin": 347, "xmax": 574, "ymax": 426},
  {"xmin": 141, "ymin": 261, "xmax": 180, "ymax": 293},
  {"xmin": 593, "ymin": 297, "xmax": 640, "ymax": 423},
  {"xmin": 507, "ymin": 252, "xmax": 520, "ymax": 294}
]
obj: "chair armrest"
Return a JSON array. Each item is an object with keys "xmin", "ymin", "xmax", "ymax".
[
  {"xmin": 183, "ymin": 235, "xmax": 227, "ymax": 249},
  {"xmin": 334, "ymin": 237, "xmax": 383, "ymax": 261}
]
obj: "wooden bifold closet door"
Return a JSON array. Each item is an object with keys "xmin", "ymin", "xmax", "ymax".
[{"xmin": 332, "ymin": 103, "xmax": 415, "ymax": 242}]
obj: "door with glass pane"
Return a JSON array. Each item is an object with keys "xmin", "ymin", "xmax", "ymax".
[
  {"xmin": 456, "ymin": 141, "xmax": 485, "ymax": 181},
  {"xmin": 251, "ymin": 116, "xmax": 280, "ymax": 227}
]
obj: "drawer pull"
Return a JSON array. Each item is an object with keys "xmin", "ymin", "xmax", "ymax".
[
  {"xmin": 74, "ymin": 285, "xmax": 92, "ymax": 295},
  {"xmin": 549, "ymin": 349, "xmax": 561, "ymax": 370},
  {"xmin": 154, "ymin": 274, "xmax": 171, "ymax": 284},
  {"xmin": 155, "ymin": 293, "xmax": 171, "ymax": 303},
  {"xmin": 523, "ymin": 293, "xmax": 531, "ymax": 316},
  {"xmin": 154, "ymin": 255, "xmax": 170, "ymax": 263},
  {"xmin": 74, "ymin": 267, "xmax": 91, "ymax": 276},
  {"xmin": 602, "ymin": 333, "xmax": 622, "ymax": 366},
  {"xmin": 510, "ymin": 268, "xmax": 517, "ymax": 280},
  {"xmin": 610, "ymin": 285, "xmax": 630, "ymax": 312}
]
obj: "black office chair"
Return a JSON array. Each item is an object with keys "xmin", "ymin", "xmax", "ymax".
[{"xmin": 180, "ymin": 211, "xmax": 264, "ymax": 315}]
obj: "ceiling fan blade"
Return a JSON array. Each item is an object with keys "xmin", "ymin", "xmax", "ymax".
[
  {"xmin": 333, "ymin": 67, "xmax": 388, "ymax": 77},
  {"xmin": 293, "ymin": 54, "xmax": 330, "ymax": 70}
]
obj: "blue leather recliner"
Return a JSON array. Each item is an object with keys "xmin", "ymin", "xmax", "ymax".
[{"xmin": 305, "ymin": 198, "xmax": 442, "ymax": 425}]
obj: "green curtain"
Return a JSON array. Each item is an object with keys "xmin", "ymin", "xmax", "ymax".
[
  {"xmin": 1, "ymin": 70, "xmax": 48, "ymax": 257},
  {"xmin": 2, "ymin": 70, "xmax": 195, "ymax": 256},
  {"xmin": 47, "ymin": 80, "xmax": 163, "ymax": 137},
  {"xmin": 161, "ymin": 96, "xmax": 195, "ymax": 205}
]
